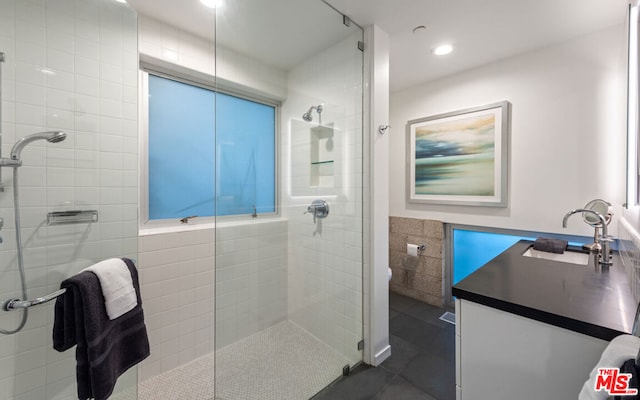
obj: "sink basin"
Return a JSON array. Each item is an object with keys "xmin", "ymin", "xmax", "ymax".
[{"xmin": 522, "ymin": 247, "xmax": 590, "ymax": 265}]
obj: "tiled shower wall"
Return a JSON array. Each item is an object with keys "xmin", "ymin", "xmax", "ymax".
[
  {"xmin": 389, "ymin": 217, "xmax": 444, "ymax": 307},
  {"xmin": 137, "ymin": 229, "xmax": 215, "ymax": 382},
  {"xmin": 214, "ymin": 220, "xmax": 288, "ymax": 349},
  {"xmin": 0, "ymin": 1, "xmax": 138, "ymax": 399},
  {"xmin": 136, "ymin": 221, "xmax": 287, "ymax": 382},
  {"xmin": 137, "ymin": 15, "xmax": 287, "ymax": 99}
]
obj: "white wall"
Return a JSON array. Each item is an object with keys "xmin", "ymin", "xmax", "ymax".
[
  {"xmin": 390, "ymin": 24, "xmax": 627, "ymax": 237},
  {"xmin": 364, "ymin": 24, "xmax": 390, "ymax": 366}
]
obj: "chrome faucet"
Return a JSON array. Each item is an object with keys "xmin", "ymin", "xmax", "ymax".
[{"xmin": 562, "ymin": 209, "xmax": 612, "ymax": 266}]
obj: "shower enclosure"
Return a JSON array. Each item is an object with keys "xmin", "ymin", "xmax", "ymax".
[{"xmin": 1, "ymin": 0, "xmax": 363, "ymax": 399}]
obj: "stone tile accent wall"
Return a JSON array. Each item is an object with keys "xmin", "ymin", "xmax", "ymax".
[{"xmin": 389, "ymin": 217, "xmax": 444, "ymax": 307}]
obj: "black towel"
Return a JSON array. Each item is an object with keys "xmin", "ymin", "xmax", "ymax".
[
  {"xmin": 53, "ymin": 258, "xmax": 150, "ymax": 400},
  {"xmin": 532, "ymin": 237, "xmax": 568, "ymax": 254},
  {"xmin": 612, "ymin": 358, "xmax": 640, "ymax": 399}
]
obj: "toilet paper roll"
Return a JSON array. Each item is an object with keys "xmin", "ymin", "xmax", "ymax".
[{"xmin": 407, "ymin": 243, "xmax": 420, "ymax": 257}]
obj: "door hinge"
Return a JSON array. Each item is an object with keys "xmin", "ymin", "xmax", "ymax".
[
  {"xmin": 357, "ymin": 340, "xmax": 364, "ymax": 350},
  {"xmin": 357, "ymin": 41, "xmax": 364, "ymax": 52}
]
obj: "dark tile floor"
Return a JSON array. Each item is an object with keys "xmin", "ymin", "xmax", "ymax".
[{"xmin": 313, "ymin": 292, "xmax": 456, "ymax": 400}]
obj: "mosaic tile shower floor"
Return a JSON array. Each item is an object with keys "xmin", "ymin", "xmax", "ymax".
[{"xmin": 114, "ymin": 320, "xmax": 349, "ymax": 400}]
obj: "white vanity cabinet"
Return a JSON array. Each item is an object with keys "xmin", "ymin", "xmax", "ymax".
[{"xmin": 455, "ymin": 299, "xmax": 609, "ymax": 400}]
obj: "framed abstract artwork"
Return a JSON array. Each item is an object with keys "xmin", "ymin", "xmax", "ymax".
[{"xmin": 407, "ymin": 101, "xmax": 510, "ymax": 207}]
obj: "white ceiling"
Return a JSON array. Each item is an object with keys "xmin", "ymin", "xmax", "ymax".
[
  {"xmin": 126, "ymin": 0, "xmax": 629, "ymax": 92},
  {"xmin": 329, "ymin": 0, "xmax": 629, "ymax": 92}
]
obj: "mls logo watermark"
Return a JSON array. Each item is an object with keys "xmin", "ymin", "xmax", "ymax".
[{"xmin": 595, "ymin": 368, "xmax": 638, "ymax": 396}]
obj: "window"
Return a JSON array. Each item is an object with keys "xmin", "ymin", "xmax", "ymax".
[{"xmin": 142, "ymin": 71, "xmax": 277, "ymax": 226}]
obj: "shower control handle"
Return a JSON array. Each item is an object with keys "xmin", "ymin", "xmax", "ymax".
[{"xmin": 305, "ymin": 200, "xmax": 329, "ymax": 223}]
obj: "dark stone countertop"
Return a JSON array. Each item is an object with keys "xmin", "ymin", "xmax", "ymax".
[{"xmin": 452, "ymin": 240, "xmax": 638, "ymax": 341}]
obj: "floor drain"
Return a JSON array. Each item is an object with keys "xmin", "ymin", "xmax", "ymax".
[{"xmin": 439, "ymin": 311, "xmax": 456, "ymax": 325}]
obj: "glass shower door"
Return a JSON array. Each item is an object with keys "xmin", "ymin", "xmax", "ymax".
[{"xmin": 214, "ymin": 0, "xmax": 364, "ymax": 398}]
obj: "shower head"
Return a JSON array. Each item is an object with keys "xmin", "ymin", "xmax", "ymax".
[
  {"xmin": 302, "ymin": 108, "xmax": 314, "ymax": 122},
  {"xmin": 302, "ymin": 104, "xmax": 323, "ymax": 122},
  {"xmin": 10, "ymin": 131, "xmax": 67, "ymax": 160}
]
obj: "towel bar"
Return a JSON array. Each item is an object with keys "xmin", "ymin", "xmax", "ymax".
[{"xmin": 3, "ymin": 288, "xmax": 67, "ymax": 311}]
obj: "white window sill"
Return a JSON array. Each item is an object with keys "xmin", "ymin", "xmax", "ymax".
[{"xmin": 139, "ymin": 216, "xmax": 286, "ymax": 236}]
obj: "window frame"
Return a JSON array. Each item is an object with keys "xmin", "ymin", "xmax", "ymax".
[
  {"xmin": 628, "ymin": 2, "xmax": 640, "ymax": 208},
  {"xmin": 139, "ymin": 60, "xmax": 281, "ymax": 232}
]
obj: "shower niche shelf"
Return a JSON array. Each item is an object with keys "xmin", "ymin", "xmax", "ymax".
[{"xmin": 310, "ymin": 125, "xmax": 334, "ymax": 188}]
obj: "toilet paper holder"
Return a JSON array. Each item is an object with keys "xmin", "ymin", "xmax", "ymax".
[{"xmin": 406, "ymin": 243, "xmax": 426, "ymax": 257}]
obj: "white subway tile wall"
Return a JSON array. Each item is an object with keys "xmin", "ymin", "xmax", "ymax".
[
  {"xmin": 215, "ymin": 220, "xmax": 288, "ymax": 349},
  {"xmin": 0, "ymin": 1, "xmax": 138, "ymax": 399},
  {"xmin": 137, "ymin": 221, "xmax": 289, "ymax": 381},
  {"xmin": 138, "ymin": 15, "xmax": 287, "ymax": 101},
  {"xmin": 137, "ymin": 228, "xmax": 215, "ymax": 382}
]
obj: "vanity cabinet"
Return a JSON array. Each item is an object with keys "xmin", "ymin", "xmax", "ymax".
[
  {"xmin": 452, "ymin": 240, "xmax": 636, "ymax": 400},
  {"xmin": 455, "ymin": 299, "xmax": 607, "ymax": 400}
]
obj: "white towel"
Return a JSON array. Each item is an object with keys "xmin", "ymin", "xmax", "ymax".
[
  {"xmin": 579, "ymin": 334, "xmax": 640, "ymax": 400},
  {"xmin": 82, "ymin": 258, "xmax": 138, "ymax": 320}
]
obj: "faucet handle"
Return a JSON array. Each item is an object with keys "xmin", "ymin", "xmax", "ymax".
[{"xmin": 304, "ymin": 200, "xmax": 329, "ymax": 224}]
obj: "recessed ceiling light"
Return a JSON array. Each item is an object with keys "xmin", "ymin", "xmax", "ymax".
[
  {"xmin": 114, "ymin": 0, "xmax": 127, "ymax": 3},
  {"xmin": 433, "ymin": 44, "xmax": 453, "ymax": 56},
  {"xmin": 201, "ymin": 0, "xmax": 223, "ymax": 8}
]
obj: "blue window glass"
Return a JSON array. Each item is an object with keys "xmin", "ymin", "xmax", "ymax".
[
  {"xmin": 216, "ymin": 92, "xmax": 276, "ymax": 216},
  {"xmin": 147, "ymin": 74, "xmax": 276, "ymax": 220}
]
